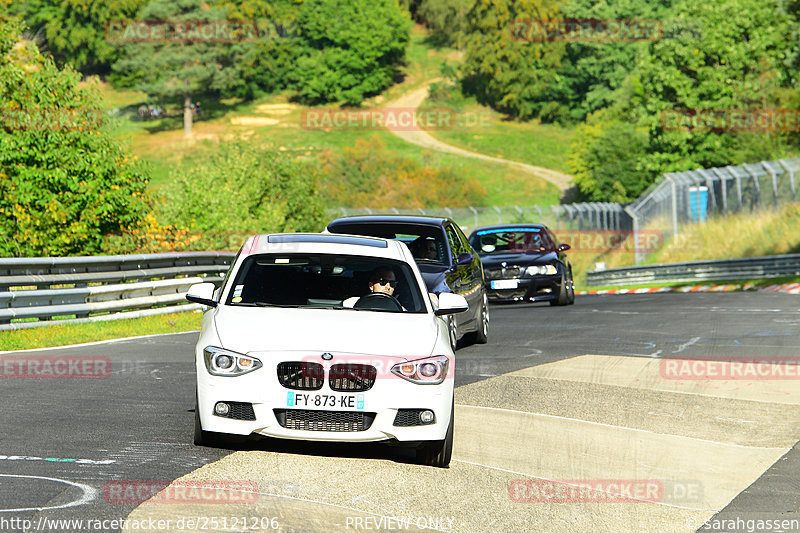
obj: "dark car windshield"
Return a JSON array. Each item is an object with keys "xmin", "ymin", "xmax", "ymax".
[
  {"xmin": 224, "ymin": 253, "xmax": 427, "ymax": 313},
  {"xmin": 328, "ymin": 222, "xmax": 447, "ymax": 265},
  {"xmin": 470, "ymin": 228, "xmax": 554, "ymax": 255}
]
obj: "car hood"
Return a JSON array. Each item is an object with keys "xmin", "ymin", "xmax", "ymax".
[
  {"xmin": 214, "ymin": 306, "xmax": 439, "ymax": 356},
  {"xmin": 479, "ymin": 252, "xmax": 557, "ymax": 267}
]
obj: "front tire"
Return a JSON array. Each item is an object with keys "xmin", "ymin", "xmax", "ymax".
[
  {"xmin": 416, "ymin": 400, "xmax": 454, "ymax": 468},
  {"xmin": 447, "ymin": 315, "xmax": 458, "ymax": 351},
  {"xmin": 550, "ymin": 272, "xmax": 570, "ymax": 306},
  {"xmin": 194, "ymin": 392, "xmax": 221, "ymax": 447},
  {"xmin": 468, "ymin": 294, "xmax": 489, "ymax": 344}
]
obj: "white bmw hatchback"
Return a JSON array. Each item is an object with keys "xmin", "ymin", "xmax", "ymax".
[{"xmin": 186, "ymin": 233, "xmax": 468, "ymax": 467}]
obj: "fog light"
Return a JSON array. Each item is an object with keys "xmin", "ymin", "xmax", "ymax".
[
  {"xmin": 214, "ymin": 402, "xmax": 230, "ymax": 416},
  {"xmin": 419, "ymin": 410, "xmax": 435, "ymax": 424}
]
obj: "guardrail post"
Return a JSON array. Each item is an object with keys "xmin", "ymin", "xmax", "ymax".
[
  {"xmin": 624, "ymin": 205, "xmax": 642, "ymax": 264},
  {"xmin": 733, "ymin": 166, "xmax": 743, "ymax": 211}
]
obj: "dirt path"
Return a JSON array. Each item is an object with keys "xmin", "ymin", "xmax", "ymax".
[{"xmin": 387, "ymin": 81, "xmax": 573, "ymax": 192}]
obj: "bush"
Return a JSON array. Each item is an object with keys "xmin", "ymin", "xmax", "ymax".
[
  {"xmin": 289, "ymin": 0, "xmax": 411, "ymax": 105},
  {"xmin": 317, "ymin": 136, "xmax": 486, "ymax": 208},
  {"xmin": 153, "ymin": 141, "xmax": 326, "ymax": 251},
  {"xmin": 0, "ymin": 17, "xmax": 150, "ymax": 257}
]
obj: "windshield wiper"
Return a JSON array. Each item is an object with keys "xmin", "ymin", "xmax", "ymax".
[{"xmin": 253, "ymin": 302, "xmax": 301, "ymax": 308}]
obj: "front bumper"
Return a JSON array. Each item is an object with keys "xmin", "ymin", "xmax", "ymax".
[
  {"xmin": 485, "ymin": 275, "xmax": 561, "ymax": 303},
  {"xmin": 196, "ymin": 352, "xmax": 453, "ymax": 443}
]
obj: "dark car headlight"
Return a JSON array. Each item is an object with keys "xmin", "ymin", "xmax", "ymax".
[
  {"xmin": 525, "ymin": 265, "xmax": 558, "ymax": 276},
  {"xmin": 203, "ymin": 346, "xmax": 262, "ymax": 376}
]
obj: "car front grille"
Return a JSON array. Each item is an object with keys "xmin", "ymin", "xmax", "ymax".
[
  {"xmin": 277, "ymin": 362, "xmax": 324, "ymax": 390},
  {"xmin": 485, "ymin": 267, "xmax": 522, "ymax": 279},
  {"xmin": 215, "ymin": 401, "xmax": 256, "ymax": 421},
  {"xmin": 273, "ymin": 409, "xmax": 376, "ymax": 432},
  {"xmin": 329, "ymin": 364, "xmax": 377, "ymax": 392},
  {"xmin": 393, "ymin": 409, "xmax": 435, "ymax": 426}
]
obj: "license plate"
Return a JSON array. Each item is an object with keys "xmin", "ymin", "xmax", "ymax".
[
  {"xmin": 491, "ymin": 279, "xmax": 519, "ymax": 289},
  {"xmin": 287, "ymin": 391, "xmax": 365, "ymax": 410}
]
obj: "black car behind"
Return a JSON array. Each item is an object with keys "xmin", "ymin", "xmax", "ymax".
[
  {"xmin": 326, "ymin": 215, "xmax": 489, "ymax": 348},
  {"xmin": 468, "ymin": 224, "xmax": 575, "ymax": 306}
]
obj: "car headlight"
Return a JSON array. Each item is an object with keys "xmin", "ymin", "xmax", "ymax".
[
  {"xmin": 525, "ymin": 264, "xmax": 558, "ymax": 276},
  {"xmin": 203, "ymin": 346, "xmax": 262, "ymax": 376},
  {"xmin": 391, "ymin": 355, "xmax": 449, "ymax": 385}
]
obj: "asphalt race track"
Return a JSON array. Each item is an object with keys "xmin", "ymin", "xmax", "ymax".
[{"xmin": 2, "ymin": 292, "xmax": 800, "ymax": 533}]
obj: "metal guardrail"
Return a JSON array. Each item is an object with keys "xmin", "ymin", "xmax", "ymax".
[
  {"xmin": 0, "ymin": 252, "xmax": 236, "ymax": 330},
  {"xmin": 586, "ymin": 254, "xmax": 800, "ymax": 287}
]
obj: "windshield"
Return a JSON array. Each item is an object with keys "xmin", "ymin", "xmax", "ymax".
[
  {"xmin": 224, "ymin": 253, "xmax": 427, "ymax": 313},
  {"xmin": 329, "ymin": 223, "xmax": 447, "ymax": 265},
  {"xmin": 470, "ymin": 228, "xmax": 553, "ymax": 255}
]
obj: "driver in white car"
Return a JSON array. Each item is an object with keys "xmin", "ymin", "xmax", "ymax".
[{"xmin": 342, "ymin": 267, "xmax": 398, "ymax": 308}]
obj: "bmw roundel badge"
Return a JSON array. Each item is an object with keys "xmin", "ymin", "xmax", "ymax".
[{"xmin": 321, "ymin": 353, "xmax": 333, "ymax": 361}]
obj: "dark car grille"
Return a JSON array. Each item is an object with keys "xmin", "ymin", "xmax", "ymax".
[
  {"xmin": 329, "ymin": 364, "xmax": 377, "ymax": 392},
  {"xmin": 393, "ymin": 409, "xmax": 436, "ymax": 427},
  {"xmin": 273, "ymin": 409, "xmax": 376, "ymax": 432},
  {"xmin": 215, "ymin": 401, "xmax": 256, "ymax": 421},
  {"xmin": 485, "ymin": 266, "xmax": 522, "ymax": 279},
  {"xmin": 277, "ymin": 362, "xmax": 325, "ymax": 390}
]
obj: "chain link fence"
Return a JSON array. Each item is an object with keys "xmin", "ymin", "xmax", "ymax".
[
  {"xmin": 327, "ymin": 203, "xmax": 630, "ymax": 235},
  {"xmin": 328, "ymin": 156, "xmax": 800, "ymax": 264}
]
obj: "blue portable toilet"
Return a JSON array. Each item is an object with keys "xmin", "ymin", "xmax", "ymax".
[{"xmin": 688, "ymin": 186, "xmax": 708, "ymax": 222}]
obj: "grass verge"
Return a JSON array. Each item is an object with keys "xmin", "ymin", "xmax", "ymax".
[{"xmin": 0, "ymin": 311, "xmax": 201, "ymax": 352}]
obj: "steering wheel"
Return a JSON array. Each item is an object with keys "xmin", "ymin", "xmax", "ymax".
[{"xmin": 353, "ymin": 292, "xmax": 403, "ymax": 312}]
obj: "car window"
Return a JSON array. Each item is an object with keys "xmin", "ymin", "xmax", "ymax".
[
  {"xmin": 445, "ymin": 225, "xmax": 466, "ymax": 259},
  {"xmin": 329, "ymin": 222, "xmax": 447, "ymax": 265},
  {"xmin": 470, "ymin": 228, "xmax": 550, "ymax": 254},
  {"xmin": 225, "ymin": 254, "xmax": 426, "ymax": 313}
]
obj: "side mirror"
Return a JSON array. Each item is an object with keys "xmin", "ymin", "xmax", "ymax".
[
  {"xmin": 455, "ymin": 252, "xmax": 473, "ymax": 266},
  {"xmin": 434, "ymin": 292, "xmax": 469, "ymax": 316},
  {"xmin": 186, "ymin": 282, "xmax": 218, "ymax": 307},
  {"xmin": 557, "ymin": 243, "xmax": 571, "ymax": 252}
]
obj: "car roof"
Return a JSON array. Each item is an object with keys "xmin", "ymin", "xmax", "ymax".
[
  {"xmin": 238, "ymin": 233, "xmax": 410, "ymax": 262},
  {"xmin": 469, "ymin": 223, "xmax": 550, "ymax": 236},
  {"xmin": 327, "ymin": 215, "xmax": 453, "ymax": 228}
]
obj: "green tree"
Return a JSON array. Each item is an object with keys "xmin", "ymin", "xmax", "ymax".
[
  {"xmin": 112, "ymin": 0, "xmax": 247, "ymax": 135},
  {"xmin": 290, "ymin": 0, "xmax": 411, "ymax": 105},
  {"xmin": 632, "ymin": 0, "xmax": 795, "ymax": 175},
  {"xmin": 2, "ymin": 0, "xmax": 148, "ymax": 75},
  {"xmin": 460, "ymin": 0, "xmax": 565, "ymax": 120},
  {"xmin": 418, "ymin": 0, "xmax": 472, "ymax": 49},
  {"xmin": 0, "ymin": 16, "xmax": 150, "ymax": 257}
]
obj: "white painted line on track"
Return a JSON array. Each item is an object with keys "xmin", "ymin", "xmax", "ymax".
[
  {"xmin": 0, "ymin": 474, "xmax": 97, "ymax": 513},
  {"xmin": 0, "ymin": 330, "xmax": 199, "ymax": 354},
  {"xmin": 456, "ymin": 404, "xmax": 786, "ymax": 450}
]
